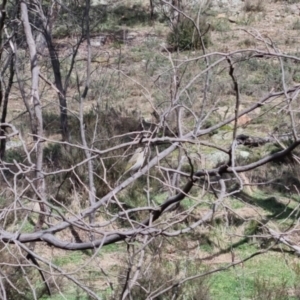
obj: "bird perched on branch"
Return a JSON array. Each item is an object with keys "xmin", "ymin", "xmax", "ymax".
[
  {"xmin": 124, "ymin": 147, "xmax": 147, "ymax": 175},
  {"xmin": 116, "ymin": 147, "xmax": 148, "ymax": 185}
]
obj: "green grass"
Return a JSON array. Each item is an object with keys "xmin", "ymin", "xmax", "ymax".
[
  {"xmin": 100, "ymin": 242, "xmax": 122, "ymax": 254},
  {"xmin": 228, "ymin": 198, "xmax": 246, "ymax": 209},
  {"xmin": 153, "ymin": 192, "xmax": 168, "ymax": 205},
  {"xmin": 19, "ymin": 221, "xmax": 35, "ymax": 233},
  {"xmin": 210, "ymin": 252, "xmax": 300, "ymax": 299},
  {"xmin": 52, "ymin": 252, "xmax": 84, "ymax": 266},
  {"xmin": 41, "ymin": 290, "xmax": 100, "ymax": 300},
  {"xmin": 212, "ymin": 19, "xmax": 231, "ymax": 32},
  {"xmin": 200, "ymin": 243, "xmax": 214, "ymax": 253}
]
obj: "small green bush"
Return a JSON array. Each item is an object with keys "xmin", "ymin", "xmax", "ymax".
[
  {"xmin": 243, "ymin": 0, "xmax": 265, "ymax": 12},
  {"xmin": 211, "ymin": 18, "xmax": 231, "ymax": 32},
  {"xmin": 5, "ymin": 148, "xmax": 24, "ymax": 163},
  {"xmin": 167, "ymin": 17, "xmax": 211, "ymax": 51}
]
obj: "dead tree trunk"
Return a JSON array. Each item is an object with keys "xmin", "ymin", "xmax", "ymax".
[{"xmin": 20, "ymin": 0, "xmax": 46, "ymax": 232}]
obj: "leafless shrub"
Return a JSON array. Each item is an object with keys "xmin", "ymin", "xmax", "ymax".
[{"xmin": 110, "ymin": 258, "xmax": 211, "ymax": 300}]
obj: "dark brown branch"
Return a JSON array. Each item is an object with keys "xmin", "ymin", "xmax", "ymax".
[
  {"xmin": 0, "ymin": 54, "xmax": 14, "ymax": 159},
  {"xmin": 26, "ymin": 253, "xmax": 51, "ymax": 296}
]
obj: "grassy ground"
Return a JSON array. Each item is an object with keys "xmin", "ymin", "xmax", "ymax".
[{"xmin": 4, "ymin": 0, "xmax": 300, "ymax": 299}]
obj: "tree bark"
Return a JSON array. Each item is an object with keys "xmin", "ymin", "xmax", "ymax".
[{"xmin": 20, "ymin": 0, "xmax": 45, "ymax": 230}]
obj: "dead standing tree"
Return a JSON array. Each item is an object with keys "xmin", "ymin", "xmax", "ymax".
[{"xmin": 0, "ymin": 0, "xmax": 15, "ymax": 159}]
